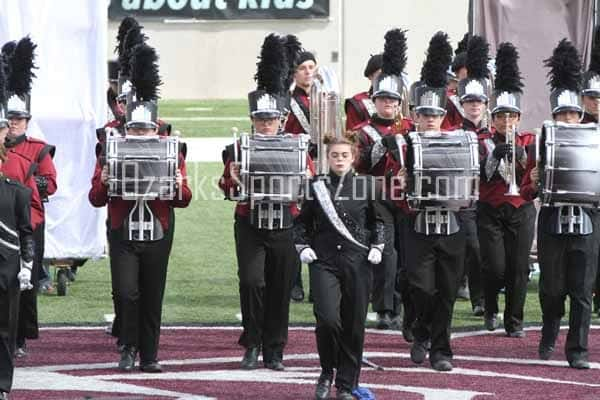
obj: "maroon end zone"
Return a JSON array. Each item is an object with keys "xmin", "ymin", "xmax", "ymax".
[{"xmin": 8, "ymin": 326, "xmax": 600, "ymax": 399}]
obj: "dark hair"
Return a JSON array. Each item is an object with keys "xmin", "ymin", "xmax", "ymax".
[{"xmin": 0, "ymin": 143, "xmax": 7, "ymax": 163}]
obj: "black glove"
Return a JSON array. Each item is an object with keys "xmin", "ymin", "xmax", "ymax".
[
  {"xmin": 514, "ymin": 145, "xmax": 525, "ymax": 161},
  {"xmin": 492, "ymin": 143, "xmax": 511, "ymax": 160},
  {"xmin": 35, "ymin": 176, "xmax": 49, "ymax": 202}
]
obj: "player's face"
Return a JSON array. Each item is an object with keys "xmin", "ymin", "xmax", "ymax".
[
  {"xmin": 416, "ymin": 113, "xmax": 443, "ymax": 131},
  {"xmin": 8, "ymin": 117, "xmax": 28, "ymax": 138},
  {"xmin": 583, "ymin": 95, "xmax": 600, "ymax": 116},
  {"xmin": 553, "ymin": 110, "xmax": 581, "ymax": 124},
  {"xmin": 253, "ymin": 117, "xmax": 280, "ymax": 135},
  {"xmin": 463, "ymin": 100, "xmax": 486, "ymax": 121},
  {"xmin": 492, "ymin": 112, "xmax": 521, "ymax": 135},
  {"xmin": 328, "ymin": 143, "xmax": 355, "ymax": 175},
  {"xmin": 294, "ymin": 60, "xmax": 316, "ymax": 89},
  {"xmin": 375, "ymin": 96, "xmax": 399, "ymax": 119},
  {"xmin": 127, "ymin": 127, "xmax": 158, "ymax": 136}
]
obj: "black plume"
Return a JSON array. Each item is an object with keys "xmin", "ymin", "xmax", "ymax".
[
  {"xmin": 130, "ymin": 43, "xmax": 161, "ymax": 101},
  {"xmin": 0, "ymin": 57, "xmax": 6, "ymax": 107},
  {"xmin": 589, "ymin": 25, "xmax": 600, "ymax": 74},
  {"xmin": 456, "ymin": 33, "xmax": 470, "ymax": 55},
  {"xmin": 115, "ymin": 17, "xmax": 139, "ymax": 54},
  {"xmin": 544, "ymin": 38, "xmax": 582, "ymax": 91},
  {"xmin": 7, "ymin": 36, "xmax": 36, "ymax": 96},
  {"xmin": 494, "ymin": 43, "xmax": 523, "ymax": 94},
  {"xmin": 282, "ymin": 34, "xmax": 302, "ymax": 90},
  {"xmin": 466, "ymin": 35, "xmax": 489, "ymax": 80},
  {"xmin": 382, "ymin": 28, "xmax": 407, "ymax": 76},
  {"xmin": 1, "ymin": 41, "xmax": 16, "ymax": 58},
  {"xmin": 420, "ymin": 31, "xmax": 453, "ymax": 87},
  {"xmin": 254, "ymin": 33, "xmax": 288, "ymax": 95},
  {"xmin": 119, "ymin": 24, "xmax": 146, "ymax": 77}
]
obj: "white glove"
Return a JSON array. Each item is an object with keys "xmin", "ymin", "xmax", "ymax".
[
  {"xmin": 367, "ymin": 248, "xmax": 383, "ymax": 265},
  {"xmin": 18, "ymin": 260, "xmax": 33, "ymax": 291},
  {"xmin": 299, "ymin": 247, "xmax": 318, "ymax": 264}
]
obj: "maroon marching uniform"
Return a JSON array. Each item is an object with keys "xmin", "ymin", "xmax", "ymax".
[
  {"xmin": 285, "ymin": 86, "xmax": 310, "ymax": 134},
  {"xmin": 441, "ymin": 88, "xmax": 464, "ymax": 130},
  {"xmin": 477, "ymin": 127, "xmax": 537, "ymax": 333},
  {"xmin": 344, "ymin": 91, "xmax": 375, "ymax": 131}
]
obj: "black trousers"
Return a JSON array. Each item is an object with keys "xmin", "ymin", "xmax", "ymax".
[
  {"xmin": 310, "ymin": 248, "xmax": 371, "ymax": 392},
  {"xmin": 17, "ymin": 223, "xmax": 44, "ymax": 344},
  {"xmin": 109, "ymin": 220, "xmax": 174, "ymax": 363},
  {"xmin": 457, "ymin": 210, "xmax": 483, "ymax": 309},
  {"xmin": 405, "ymin": 219, "xmax": 465, "ymax": 362},
  {"xmin": 478, "ymin": 202, "xmax": 536, "ymax": 332},
  {"xmin": 371, "ymin": 223, "xmax": 398, "ymax": 315},
  {"xmin": 234, "ymin": 218, "xmax": 295, "ymax": 362},
  {"xmin": 0, "ymin": 256, "xmax": 20, "ymax": 393},
  {"xmin": 395, "ymin": 212, "xmax": 415, "ymax": 327},
  {"xmin": 537, "ymin": 208, "xmax": 599, "ymax": 361}
]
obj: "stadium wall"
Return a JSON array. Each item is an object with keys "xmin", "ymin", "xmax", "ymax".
[{"xmin": 107, "ymin": 0, "xmax": 469, "ymax": 100}]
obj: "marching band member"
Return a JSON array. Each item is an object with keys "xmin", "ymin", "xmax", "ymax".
[
  {"xmin": 581, "ymin": 27, "xmax": 600, "ymax": 317},
  {"xmin": 441, "ymin": 33, "xmax": 469, "ymax": 130},
  {"xmin": 386, "ymin": 32, "xmax": 466, "ymax": 371},
  {"xmin": 478, "ymin": 42, "xmax": 536, "ymax": 337},
  {"xmin": 456, "ymin": 36, "xmax": 488, "ymax": 316},
  {"xmin": 384, "ymin": 31, "xmax": 463, "ymax": 371},
  {"xmin": 284, "ymin": 49, "xmax": 316, "ymax": 302},
  {"xmin": 521, "ymin": 39, "xmax": 598, "ymax": 369},
  {"xmin": 356, "ymin": 28, "xmax": 412, "ymax": 331},
  {"xmin": 344, "ymin": 54, "xmax": 381, "ymax": 131},
  {"xmin": 2, "ymin": 37, "xmax": 57, "ymax": 358},
  {"xmin": 294, "ymin": 132, "xmax": 385, "ymax": 400},
  {"xmin": 219, "ymin": 34, "xmax": 313, "ymax": 371},
  {"xmin": 0, "ymin": 70, "xmax": 34, "ymax": 399},
  {"xmin": 89, "ymin": 43, "xmax": 191, "ymax": 372}
]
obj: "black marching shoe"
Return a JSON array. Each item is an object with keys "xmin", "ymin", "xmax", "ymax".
[
  {"xmin": 538, "ymin": 343, "xmax": 555, "ymax": 360},
  {"xmin": 431, "ymin": 359, "xmax": 453, "ymax": 372},
  {"xmin": 336, "ymin": 387, "xmax": 354, "ymax": 400},
  {"xmin": 376, "ymin": 312, "xmax": 392, "ymax": 330},
  {"xmin": 140, "ymin": 360, "xmax": 163, "ymax": 373},
  {"xmin": 472, "ymin": 305, "xmax": 485, "ymax": 317},
  {"xmin": 506, "ymin": 329, "xmax": 525, "ymax": 338},
  {"xmin": 314, "ymin": 373, "xmax": 332, "ymax": 400},
  {"xmin": 569, "ymin": 358, "xmax": 590, "ymax": 370},
  {"xmin": 240, "ymin": 347, "xmax": 260, "ymax": 370},
  {"xmin": 484, "ymin": 313, "xmax": 498, "ymax": 331},
  {"xmin": 264, "ymin": 359, "xmax": 285, "ymax": 371},
  {"xmin": 0, "ymin": 391, "xmax": 6, "ymax": 400},
  {"xmin": 118, "ymin": 346, "xmax": 137, "ymax": 371},
  {"xmin": 291, "ymin": 285, "xmax": 304, "ymax": 302},
  {"xmin": 410, "ymin": 341, "xmax": 428, "ymax": 364}
]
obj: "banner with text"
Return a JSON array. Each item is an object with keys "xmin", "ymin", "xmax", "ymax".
[{"xmin": 109, "ymin": 0, "xmax": 330, "ymax": 20}]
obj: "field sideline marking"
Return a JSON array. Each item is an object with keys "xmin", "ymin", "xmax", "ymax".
[{"xmin": 162, "ymin": 116, "xmax": 247, "ymax": 121}]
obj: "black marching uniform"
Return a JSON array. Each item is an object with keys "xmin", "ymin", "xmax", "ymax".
[
  {"xmin": 521, "ymin": 38, "xmax": 600, "ymax": 368},
  {"xmin": 0, "ymin": 176, "xmax": 33, "ymax": 396},
  {"xmin": 295, "ymin": 171, "xmax": 385, "ymax": 395}
]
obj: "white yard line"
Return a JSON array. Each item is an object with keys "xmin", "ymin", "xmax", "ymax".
[{"xmin": 183, "ymin": 107, "xmax": 214, "ymax": 112}]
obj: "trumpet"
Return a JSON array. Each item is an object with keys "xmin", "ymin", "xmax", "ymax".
[{"xmin": 504, "ymin": 112, "xmax": 520, "ymax": 196}]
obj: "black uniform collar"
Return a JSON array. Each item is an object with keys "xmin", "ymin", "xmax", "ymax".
[
  {"xmin": 328, "ymin": 170, "xmax": 354, "ymax": 187},
  {"xmin": 5, "ymin": 133, "xmax": 27, "ymax": 148},
  {"xmin": 583, "ymin": 112, "xmax": 598, "ymax": 123},
  {"xmin": 371, "ymin": 114, "xmax": 395, "ymax": 126}
]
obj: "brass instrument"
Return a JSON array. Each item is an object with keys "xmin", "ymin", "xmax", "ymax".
[
  {"xmin": 504, "ymin": 112, "xmax": 520, "ymax": 196},
  {"xmin": 310, "ymin": 65, "xmax": 342, "ymax": 175}
]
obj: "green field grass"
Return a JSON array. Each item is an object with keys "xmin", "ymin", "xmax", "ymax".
[
  {"xmin": 39, "ymin": 161, "xmax": 582, "ymax": 331},
  {"xmin": 158, "ymin": 99, "xmax": 250, "ymax": 138}
]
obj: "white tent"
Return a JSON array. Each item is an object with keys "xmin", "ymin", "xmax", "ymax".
[{"xmin": 0, "ymin": 1, "xmax": 108, "ymax": 258}]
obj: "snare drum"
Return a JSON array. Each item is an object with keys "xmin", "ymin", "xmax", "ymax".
[
  {"xmin": 239, "ymin": 133, "xmax": 309, "ymax": 202},
  {"xmin": 539, "ymin": 121, "xmax": 600, "ymax": 206},
  {"xmin": 106, "ymin": 135, "xmax": 178, "ymax": 200},
  {"xmin": 406, "ymin": 130, "xmax": 479, "ymax": 210}
]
